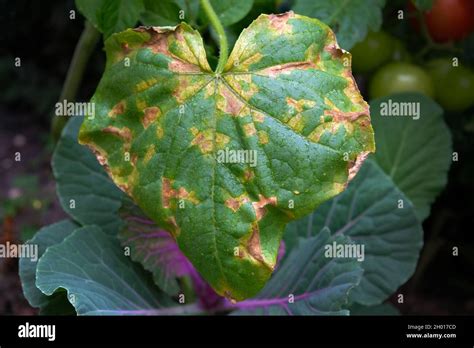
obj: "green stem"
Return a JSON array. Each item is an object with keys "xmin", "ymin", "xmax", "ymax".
[
  {"xmin": 200, "ymin": 0, "xmax": 228, "ymax": 73},
  {"xmin": 51, "ymin": 20, "xmax": 100, "ymax": 141}
]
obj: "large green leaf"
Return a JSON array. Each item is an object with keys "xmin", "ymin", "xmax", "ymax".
[
  {"xmin": 76, "ymin": 0, "xmax": 145, "ymax": 38},
  {"xmin": 371, "ymin": 93, "xmax": 452, "ymax": 221},
  {"xmin": 140, "ymin": 0, "xmax": 183, "ymax": 27},
  {"xmin": 35, "ymin": 225, "xmax": 176, "ymax": 315},
  {"xmin": 52, "ymin": 117, "xmax": 124, "ymax": 235},
  {"xmin": 79, "ymin": 12, "xmax": 375, "ymax": 300},
  {"xmin": 285, "ymin": 159, "xmax": 423, "ymax": 305},
  {"xmin": 233, "ymin": 227, "xmax": 363, "ymax": 315},
  {"xmin": 292, "ymin": 0, "xmax": 386, "ymax": 50},
  {"xmin": 199, "ymin": 0, "xmax": 254, "ymax": 26},
  {"xmin": 19, "ymin": 220, "xmax": 78, "ymax": 309}
]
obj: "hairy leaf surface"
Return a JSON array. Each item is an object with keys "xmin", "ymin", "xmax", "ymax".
[{"xmin": 79, "ymin": 12, "xmax": 374, "ymax": 300}]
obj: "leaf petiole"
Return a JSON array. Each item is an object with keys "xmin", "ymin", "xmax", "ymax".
[{"xmin": 200, "ymin": 0, "xmax": 228, "ymax": 73}]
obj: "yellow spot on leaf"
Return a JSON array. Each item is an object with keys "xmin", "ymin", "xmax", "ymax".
[
  {"xmin": 169, "ymin": 59, "xmax": 201, "ymax": 73},
  {"xmin": 112, "ymin": 164, "xmax": 139, "ymax": 197},
  {"xmin": 324, "ymin": 97, "xmax": 338, "ymax": 111},
  {"xmin": 286, "ymin": 97, "xmax": 316, "ymax": 114},
  {"xmin": 167, "ymin": 216, "xmax": 180, "ymax": 238},
  {"xmin": 174, "ymin": 75, "xmax": 212, "ymax": 104},
  {"xmin": 236, "ymin": 52, "xmax": 263, "ymax": 71},
  {"xmin": 190, "ymin": 127, "xmax": 199, "ymax": 136},
  {"xmin": 191, "ymin": 129, "xmax": 213, "ymax": 153},
  {"xmin": 142, "ymin": 106, "xmax": 161, "ymax": 129},
  {"xmin": 308, "ymin": 122, "xmax": 342, "ymax": 142},
  {"xmin": 287, "ymin": 114, "xmax": 304, "ymax": 132},
  {"xmin": 225, "ymin": 194, "xmax": 250, "ymax": 212},
  {"xmin": 243, "ymin": 123, "xmax": 257, "ymax": 137},
  {"xmin": 348, "ymin": 151, "xmax": 369, "ymax": 181},
  {"xmin": 103, "ymin": 126, "xmax": 132, "ymax": 142},
  {"xmin": 136, "ymin": 78, "xmax": 158, "ymax": 92},
  {"xmin": 243, "ymin": 169, "xmax": 254, "ymax": 182},
  {"xmin": 143, "ymin": 144, "xmax": 155, "ymax": 164},
  {"xmin": 108, "ymin": 101, "xmax": 126, "ymax": 118},
  {"xmin": 162, "ymin": 177, "xmax": 199, "ymax": 210},
  {"xmin": 136, "ymin": 99, "xmax": 147, "ymax": 110},
  {"xmin": 258, "ymin": 130, "xmax": 269, "ymax": 144},
  {"xmin": 156, "ymin": 125, "xmax": 164, "ymax": 138},
  {"xmin": 217, "ymin": 84, "xmax": 246, "ymax": 116},
  {"xmin": 216, "ymin": 133, "xmax": 230, "ymax": 149},
  {"xmin": 260, "ymin": 61, "xmax": 316, "ymax": 78},
  {"xmin": 268, "ymin": 12, "xmax": 294, "ymax": 35},
  {"xmin": 222, "ymin": 75, "xmax": 258, "ymax": 100},
  {"xmin": 247, "ymin": 224, "xmax": 265, "ymax": 262},
  {"xmin": 252, "ymin": 110, "xmax": 265, "ymax": 123},
  {"xmin": 237, "ymin": 223, "xmax": 274, "ymax": 270}
]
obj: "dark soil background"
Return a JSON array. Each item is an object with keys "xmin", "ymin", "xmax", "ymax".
[{"xmin": 1, "ymin": 0, "xmax": 473, "ymax": 315}]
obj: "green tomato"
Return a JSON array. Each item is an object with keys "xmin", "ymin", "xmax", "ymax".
[
  {"xmin": 426, "ymin": 58, "xmax": 474, "ymax": 112},
  {"xmin": 369, "ymin": 62, "xmax": 435, "ymax": 100},
  {"xmin": 391, "ymin": 38, "xmax": 411, "ymax": 62},
  {"xmin": 351, "ymin": 31, "xmax": 394, "ymax": 73}
]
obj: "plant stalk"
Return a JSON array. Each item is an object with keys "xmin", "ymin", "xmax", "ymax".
[
  {"xmin": 200, "ymin": 0, "xmax": 228, "ymax": 73},
  {"xmin": 51, "ymin": 20, "xmax": 100, "ymax": 141}
]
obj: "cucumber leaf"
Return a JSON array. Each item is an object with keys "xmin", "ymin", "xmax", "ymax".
[{"xmin": 79, "ymin": 12, "xmax": 374, "ymax": 300}]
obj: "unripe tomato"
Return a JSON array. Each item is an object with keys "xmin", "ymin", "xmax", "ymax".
[
  {"xmin": 350, "ymin": 31, "xmax": 394, "ymax": 73},
  {"xmin": 391, "ymin": 38, "xmax": 412, "ymax": 62},
  {"xmin": 426, "ymin": 58, "xmax": 474, "ymax": 111},
  {"xmin": 369, "ymin": 62, "xmax": 434, "ymax": 99}
]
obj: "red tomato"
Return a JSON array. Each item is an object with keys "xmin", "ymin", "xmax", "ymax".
[{"xmin": 424, "ymin": 0, "xmax": 474, "ymax": 42}]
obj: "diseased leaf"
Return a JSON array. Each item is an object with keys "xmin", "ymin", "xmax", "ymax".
[
  {"xmin": 292, "ymin": 0, "xmax": 386, "ymax": 50},
  {"xmin": 52, "ymin": 117, "xmax": 124, "ymax": 235},
  {"xmin": 371, "ymin": 93, "xmax": 452, "ymax": 221},
  {"xmin": 35, "ymin": 225, "xmax": 177, "ymax": 315},
  {"xmin": 76, "ymin": 0, "xmax": 145, "ymax": 38},
  {"xmin": 79, "ymin": 12, "xmax": 375, "ymax": 300},
  {"xmin": 233, "ymin": 227, "xmax": 363, "ymax": 315},
  {"xmin": 285, "ymin": 159, "xmax": 423, "ymax": 306},
  {"xmin": 19, "ymin": 220, "xmax": 78, "ymax": 309}
]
